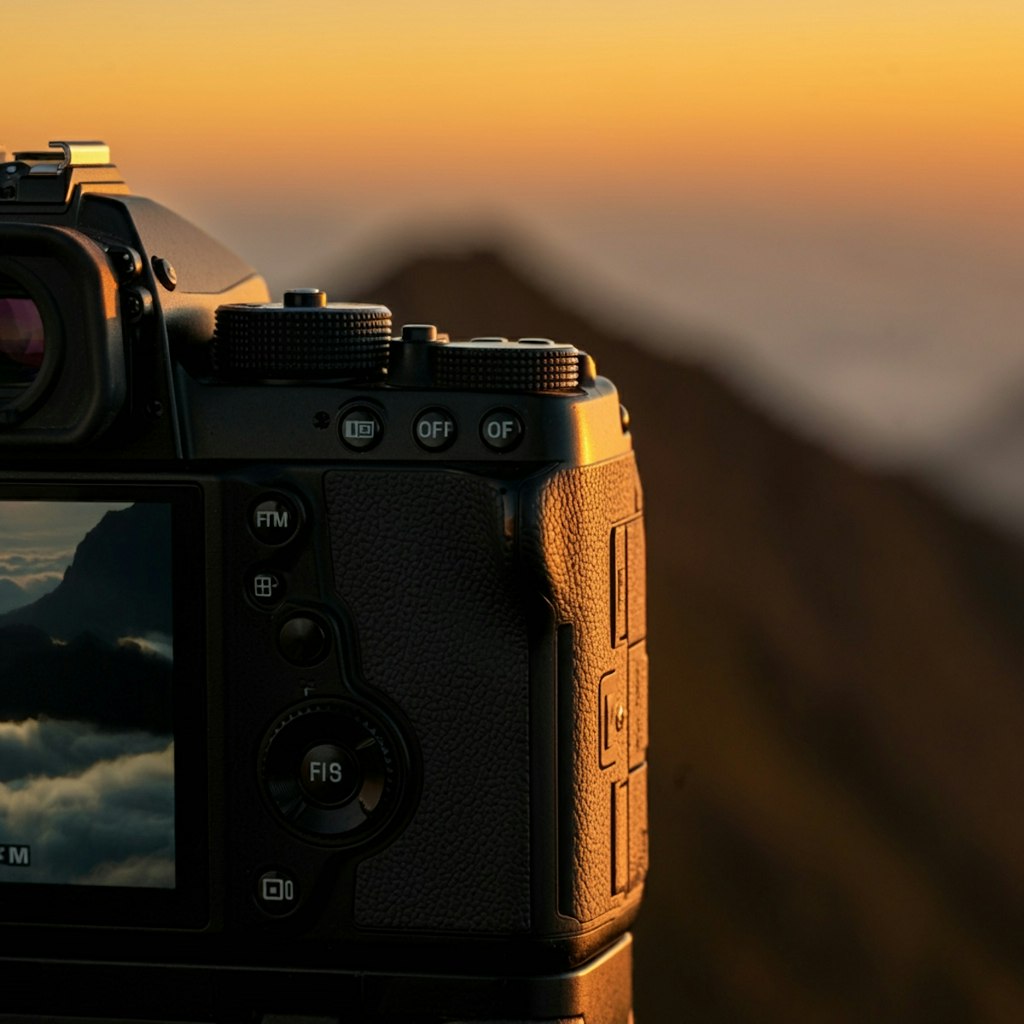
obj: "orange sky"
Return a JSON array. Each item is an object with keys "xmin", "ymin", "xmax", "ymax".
[{"xmin": 6, "ymin": 1, "xmax": 1023, "ymax": 214}]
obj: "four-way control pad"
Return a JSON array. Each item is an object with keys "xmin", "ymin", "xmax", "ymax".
[{"xmin": 260, "ymin": 700, "xmax": 400, "ymax": 842}]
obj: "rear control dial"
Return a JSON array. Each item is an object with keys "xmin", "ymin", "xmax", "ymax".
[
  {"xmin": 260, "ymin": 701, "xmax": 400, "ymax": 841},
  {"xmin": 430, "ymin": 338, "xmax": 581, "ymax": 391}
]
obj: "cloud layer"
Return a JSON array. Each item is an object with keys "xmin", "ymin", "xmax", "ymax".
[{"xmin": 0, "ymin": 719, "xmax": 174, "ymax": 888}]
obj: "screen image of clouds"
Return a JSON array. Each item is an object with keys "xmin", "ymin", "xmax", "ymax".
[{"xmin": 0, "ymin": 501, "xmax": 175, "ymax": 888}]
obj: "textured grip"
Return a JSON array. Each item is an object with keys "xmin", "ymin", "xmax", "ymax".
[
  {"xmin": 323, "ymin": 452, "xmax": 646, "ymax": 939},
  {"xmin": 325, "ymin": 468, "xmax": 532, "ymax": 933},
  {"xmin": 521, "ymin": 454, "xmax": 648, "ymax": 925}
]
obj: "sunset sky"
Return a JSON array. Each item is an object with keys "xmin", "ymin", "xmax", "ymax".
[
  {"xmin": 7, "ymin": 2, "xmax": 1022, "ymax": 208},
  {"xmin": 5, "ymin": 1, "xmax": 1024, "ymax": 524}
]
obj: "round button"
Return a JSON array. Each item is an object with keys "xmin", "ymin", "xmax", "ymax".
[
  {"xmin": 414, "ymin": 408, "xmax": 457, "ymax": 451},
  {"xmin": 246, "ymin": 568, "xmax": 286, "ymax": 608},
  {"xmin": 339, "ymin": 405, "xmax": 383, "ymax": 450},
  {"xmin": 152, "ymin": 256, "xmax": 178, "ymax": 291},
  {"xmin": 278, "ymin": 615, "xmax": 330, "ymax": 666},
  {"xmin": 480, "ymin": 409, "xmax": 524, "ymax": 452},
  {"xmin": 255, "ymin": 869, "xmax": 300, "ymax": 917},
  {"xmin": 284, "ymin": 288, "xmax": 327, "ymax": 308},
  {"xmin": 250, "ymin": 494, "xmax": 301, "ymax": 545},
  {"xmin": 260, "ymin": 701, "xmax": 398, "ymax": 841},
  {"xmin": 402, "ymin": 324, "xmax": 438, "ymax": 342},
  {"xmin": 298, "ymin": 743, "xmax": 361, "ymax": 807}
]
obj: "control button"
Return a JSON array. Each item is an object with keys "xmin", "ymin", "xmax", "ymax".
[
  {"xmin": 260, "ymin": 701, "xmax": 396, "ymax": 839},
  {"xmin": 612, "ymin": 523, "xmax": 628, "ymax": 647},
  {"xmin": 480, "ymin": 408, "xmax": 524, "ymax": 452},
  {"xmin": 107, "ymin": 245, "xmax": 144, "ymax": 281},
  {"xmin": 339, "ymin": 405, "xmax": 383, "ymax": 450},
  {"xmin": 279, "ymin": 615, "xmax": 330, "ymax": 666},
  {"xmin": 151, "ymin": 256, "xmax": 178, "ymax": 291},
  {"xmin": 628, "ymin": 640, "xmax": 649, "ymax": 769},
  {"xmin": 250, "ymin": 494, "xmax": 301, "ymax": 545},
  {"xmin": 255, "ymin": 869, "xmax": 300, "ymax": 916},
  {"xmin": 414, "ymin": 408, "xmax": 457, "ymax": 451},
  {"xmin": 627, "ymin": 516, "xmax": 647, "ymax": 642},
  {"xmin": 613, "ymin": 779, "xmax": 629, "ymax": 895},
  {"xmin": 599, "ymin": 669, "xmax": 626, "ymax": 769},
  {"xmin": 247, "ymin": 568, "xmax": 286, "ymax": 608},
  {"xmin": 124, "ymin": 287, "xmax": 153, "ymax": 322},
  {"xmin": 402, "ymin": 324, "xmax": 438, "ymax": 342},
  {"xmin": 299, "ymin": 743, "xmax": 362, "ymax": 807},
  {"xmin": 284, "ymin": 287, "xmax": 326, "ymax": 307},
  {"xmin": 629, "ymin": 762, "xmax": 649, "ymax": 890}
]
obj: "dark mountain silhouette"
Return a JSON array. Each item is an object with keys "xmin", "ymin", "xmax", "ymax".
[
  {"xmin": 334, "ymin": 246, "xmax": 1024, "ymax": 1022},
  {"xmin": 0, "ymin": 576, "xmax": 29, "ymax": 614},
  {"xmin": 0, "ymin": 503, "xmax": 173, "ymax": 733},
  {"xmin": 0, "ymin": 623, "xmax": 172, "ymax": 733},
  {"xmin": 0, "ymin": 503, "xmax": 172, "ymax": 642}
]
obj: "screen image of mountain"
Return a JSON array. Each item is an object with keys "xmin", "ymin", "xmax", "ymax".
[{"xmin": 0, "ymin": 501, "xmax": 176, "ymax": 888}]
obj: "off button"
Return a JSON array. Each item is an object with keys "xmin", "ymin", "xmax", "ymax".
[
  {"xmin": 414, "ymin": 408, "xmax": 457, "ymax": 451},
  {"xmin": 480, "ymin": 408, "xmax": 524, "ymax": 452}
]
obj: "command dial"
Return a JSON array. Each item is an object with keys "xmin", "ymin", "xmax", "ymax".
[
  {"xmin": 430, "ymin": 338, "xmax": 582, "ymax": 391},
  {"xmin": 260, "ymin": 699, "xmax": 404, "ymax": 843},
  {"xmin": 212, "ymin": 292, "xmax": 392, "ymax": 381}
]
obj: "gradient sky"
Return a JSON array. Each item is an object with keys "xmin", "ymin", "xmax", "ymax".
[
  {"xmin": 5, "ymin": 2, "xmax": 1024, "ymax": 525},
  {"xmin": 6, "ymin": 1, "xmax": 1023, "ymax": 209}
]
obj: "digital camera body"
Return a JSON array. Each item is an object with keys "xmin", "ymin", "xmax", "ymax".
[{"xmin": 0, "ymin": 143, "xmax": 647, "ymax": 1024}]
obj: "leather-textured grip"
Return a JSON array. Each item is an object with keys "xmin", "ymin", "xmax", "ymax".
[
  {"xmin": 323, "ymin": 451, "xmax": 646, "ymax": 937},
  {"xmin": 325, "ymin": 468, "xmax": 532, "ymax": 933},
  {"xmin": 521, "ymin": 453, "xmax": 648, "ymax": 926}
]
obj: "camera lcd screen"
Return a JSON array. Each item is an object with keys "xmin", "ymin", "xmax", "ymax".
[{"xmin": 0, "ymin": 500, "xmax": 175, "ymax": 890}]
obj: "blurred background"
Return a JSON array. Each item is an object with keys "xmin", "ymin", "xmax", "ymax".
[{"xmin": 6, "ymin": 1, "xmax": 1024, "ymax": 1019}]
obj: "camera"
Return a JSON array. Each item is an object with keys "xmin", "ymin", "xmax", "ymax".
[{"xmin": 0, "ymin": 142, "xmax": 647, "ymax": 1023}]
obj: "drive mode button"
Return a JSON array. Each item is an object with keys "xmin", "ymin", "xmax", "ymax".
[{"xmin": 299, "ymin": 743, "xmax": 361, "ymax": 807}]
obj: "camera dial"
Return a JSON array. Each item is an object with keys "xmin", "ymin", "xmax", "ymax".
[
  {"xmin": 260, "ymin": 699, "xmax": 402, "ymax": 843},
  {"xmin": 212, "ymin": 290, "xmax": 392, "ymax": 381},
  {"xmin": 431, "ymin": 337, "xmax": 581, "ymax": 390},
  {"xmin": 389, "ymin": 324, "xmax": 585, "ymax": 391}
]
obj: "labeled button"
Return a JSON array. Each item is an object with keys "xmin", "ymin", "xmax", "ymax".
[
  {"xmin": 414, "ymin": 408, "xmax": 457, "ymax": 451},
  {"xmin": 255, "ymin": 869, "xmax": 300, "ymax": 916},
  {"xmin": 279, "ymin": 615, "xmax": 330, "ymax": 666},
  {"xmin": 247, "ymin": 569, "xmax": 286, "ymax": 608},
  {"xmin": 480, "ymin": 408, "xmax": 524, "ymax": 452},
  {"xmin": 339, "ymin": 406, "xmax": 383, "ymax": 450},
  {"xmin": 250, "ymin": 494, "xmax": 301, "ymax": 545},
  {"xmin": 299, "ymin": 742, "xmax": 362, "ymax": 807},
  {"xmin": 261, "ymin": 702, "xmax": 394, "ymax": 838}
]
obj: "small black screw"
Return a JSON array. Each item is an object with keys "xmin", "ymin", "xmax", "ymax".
[{"xmin": 313, "ymin": 411, "xmax": 331, "ymax": 430}]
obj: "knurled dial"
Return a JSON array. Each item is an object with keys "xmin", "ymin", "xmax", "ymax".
[
  {"xmin": 259, "ymin": 699, "xmax": 401, "ymax": 842},
  {"xmin": 212, "ymin": 290, "xmax": 392, "ymax": 380},
  {"xmin": 430, "ymin": 338, "xmax": 581, "ymax": 391}
]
